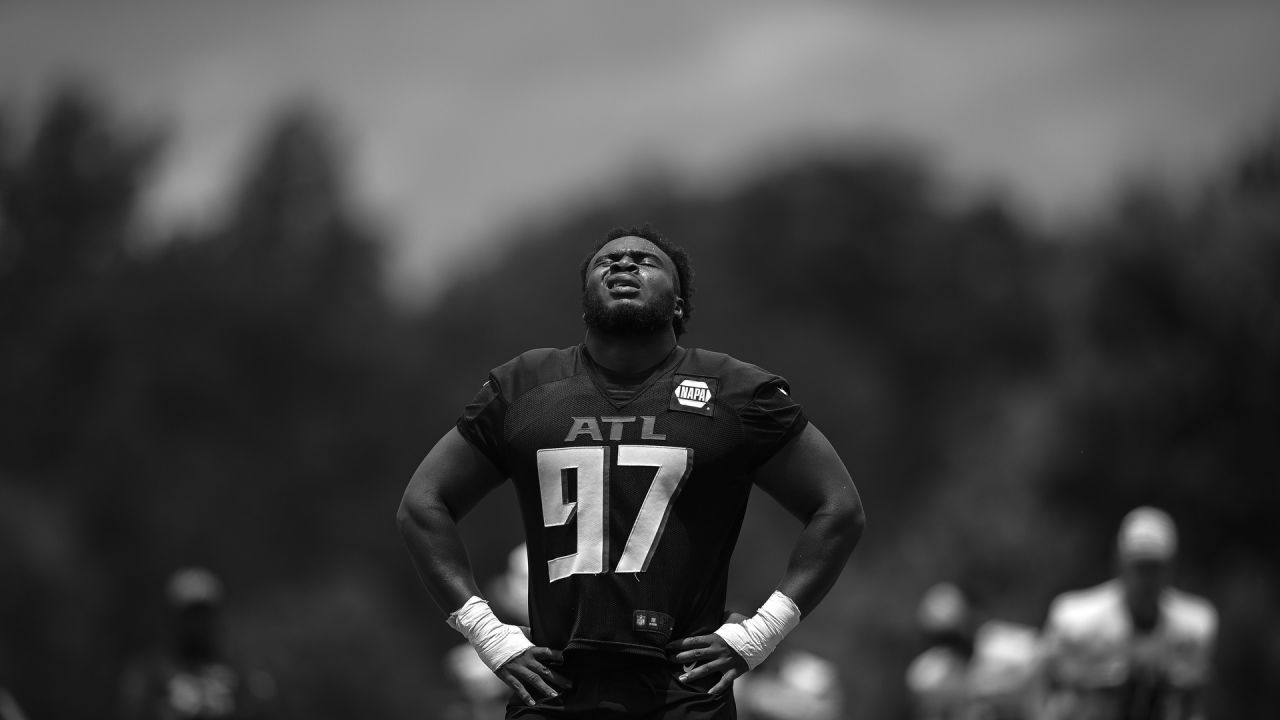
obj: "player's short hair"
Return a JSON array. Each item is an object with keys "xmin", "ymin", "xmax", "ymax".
[{"xmin": 579, "ymin": 225, "xmax": 696, "ymax": 336}]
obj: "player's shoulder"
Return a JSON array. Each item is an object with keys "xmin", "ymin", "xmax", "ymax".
[
  {"xmin": 677, "ymin": 347, "xmax": 792, "ymax": 406},
  {"xmin": 1164, "ymin": 588, "xmax": 1218, "ymax": 638},
  {"xmin": 1048, "ymin": 580, "xmax": 1123, "ymax": 631},
  {"xmin": 488, "ymin": 346, "xmax": 582, "ymax": 400}
]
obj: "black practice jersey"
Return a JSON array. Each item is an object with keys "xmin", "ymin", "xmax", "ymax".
[{"xmin": 457, "ymin": 344, "xmax": 807, "ymax": 660}]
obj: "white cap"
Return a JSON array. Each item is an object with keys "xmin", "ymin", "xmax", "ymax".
[
  {"xmin": 917, "ymin": 582, "xmax": 969, "ymax": 634},
  {"xmin": 166, "ymin": 567, "xmax": 224, "ymax": 607},
  {"xmin": 1117, "ymin": 506, "xmax": 1177, "ymax": 562}
]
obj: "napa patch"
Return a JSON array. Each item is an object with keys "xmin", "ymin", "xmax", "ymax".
[{"xmin": 669, "ymin": 375, "xmax": 717, "ymax": 416}]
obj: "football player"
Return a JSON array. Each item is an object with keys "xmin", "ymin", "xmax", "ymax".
[
  {"xmin": 398, "ymin": 226, "xmax": 865, "ymax": 719},
  {"xmin": 117, "ymin": 568, "xmax": 275, "ymax": 720},
  {"xmin": 1035, "ymin": 507, "xmax": 1217, "ymax": 720}
]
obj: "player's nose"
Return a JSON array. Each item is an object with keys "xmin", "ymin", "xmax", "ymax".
[{"xmin": 609, "ymin": 255, "xmax": 640, "ymax": 275}]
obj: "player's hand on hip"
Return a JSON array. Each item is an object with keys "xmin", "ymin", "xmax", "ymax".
[
  {"xmin": 666, "ymin": 633, "xmax": 749, "ymax": 695},
  {"xmin": 496, "ymin": 647, "xmax": 572, "ymax": 707}
]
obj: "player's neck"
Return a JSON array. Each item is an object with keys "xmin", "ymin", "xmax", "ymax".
[
  {"xmin": 1125, "ymin": 594, "xmax": 1162, "ymax": 634},
  {"xmin": 584, "ymin": 327, "xmax": 678, "ymax": 376}
]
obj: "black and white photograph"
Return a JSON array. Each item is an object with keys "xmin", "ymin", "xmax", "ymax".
[{"xmin": 2, "ymin": 2, "xmax": 1278, "ymax": 719}]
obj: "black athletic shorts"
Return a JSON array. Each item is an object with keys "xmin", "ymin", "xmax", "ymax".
[{"xmin": 505, "ymin": 651, "xmax": 735, "ymax": 720}]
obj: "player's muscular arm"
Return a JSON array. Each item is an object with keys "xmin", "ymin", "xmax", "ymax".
[
  {"xmin": 752, "ymin": 422, "xmax": 864, "ymax": 615},
  {"xmin": 397, "ymin": 428, "xmax": 504, "ymax": 612},
  {"xmin": 669, "ymin": 423, "xmax": 863, "ymax": 693},
  {"xmin": 397, "ymin": 428, "xmax": 571, "ymax": 706}
]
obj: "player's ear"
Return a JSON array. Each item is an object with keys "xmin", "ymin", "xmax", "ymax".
[{"xmin": 674, "ymin": 298, "xmax": 685, "ymax": 319}]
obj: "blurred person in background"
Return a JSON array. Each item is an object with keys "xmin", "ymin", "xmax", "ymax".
[
  {"xmin": 398, "ymin": 225, "xmax": 865, "ymax": 719},
  {"xmin": 906, "ymin": 583, "xmax": 976, "ymax": 719},
  {"xmin": 906, "ymin": 583, "xmax": 1038, "ymax": 720},
  {"xmin": 118, "ymin": 568, "xmax": 275, "ymax": 720},
  {"xmin": 1034, "ymin": 507, "xmax": 1217, "ymax": 720}
]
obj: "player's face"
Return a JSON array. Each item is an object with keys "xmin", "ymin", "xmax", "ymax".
[
  {"xmin": 1120, "ymin": 557, "xmax": 1172, "ymax": 608},
  {"xmin": 583, "ymin": 236, "xmax": 682, "ymax": 335},
  {"xmin": 173, "ymin": 602, "xmax": 221, "ymax": 659}
]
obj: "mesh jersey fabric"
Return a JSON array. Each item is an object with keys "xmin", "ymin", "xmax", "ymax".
[{"xmin": 456, "ymin": 344, "xmax": 807, "ymax": 660}]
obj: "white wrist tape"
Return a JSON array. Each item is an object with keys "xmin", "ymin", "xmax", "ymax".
[
  {"xmin": 713, "ymin": 590, "xmax": 802, "ymax": 670},
  {"xmin": 446, "ymin": 596, "xmax": 534, "ymax": 672}
]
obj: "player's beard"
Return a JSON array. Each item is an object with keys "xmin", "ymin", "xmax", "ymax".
[{"xmin": 583, "ymin": 288, "xmax": 676, "ymax": 335}]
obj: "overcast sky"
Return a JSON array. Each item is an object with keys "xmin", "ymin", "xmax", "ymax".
[{"xmin": 3, "ymin": 0, "xmax": 1279, "ymax": 301}]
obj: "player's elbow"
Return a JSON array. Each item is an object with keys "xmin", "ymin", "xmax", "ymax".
[
  {"xmin": 396, "ymin": 484, "xmax": 441, "ymax": 540},
  {"xmin": 395, "ymin": 492, "xmax": 420, "ymax": 540},
  {"xmin": 846, "ymin": 499, "xmax": 867, "ymax": 541},
  {"xmin": 826, "ymin": 488, "xmax": 865, "ymax": 546}
]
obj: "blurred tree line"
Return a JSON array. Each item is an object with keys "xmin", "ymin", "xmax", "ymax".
[{"xmin": 0, "ymin": 85, "xmax": 1276, "ymax": 719}]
